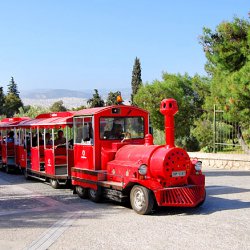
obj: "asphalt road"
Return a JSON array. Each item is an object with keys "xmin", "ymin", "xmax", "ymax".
[{"xmin": 0, "ymin": 167, "xmax": 250, "ymax": 250}]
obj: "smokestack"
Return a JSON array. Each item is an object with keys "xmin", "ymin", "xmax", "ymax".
[{"xmin": 160, "ymin": 99, "xmax": 178, "ymax": 148}]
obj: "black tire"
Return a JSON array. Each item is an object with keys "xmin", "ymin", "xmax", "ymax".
[
  {"xmin": 88, "ymin": 188, "xmax": 102, "ymax": 203},
  {"xmin": 6, "ymin": 165, "xmax": 11, "ymax": 174},
  {"xmin": 76, "ymin": 186, "xmax": 88, "ymax": 199},
  {"xmin": 50, "ymin": 179, "xmax": 60, "ymax": 189},
  {"xmin": 130, "ymin": 185, "xmax": 154, "ymax": 215},
  {"xmin": 24, "ymin": 169, "xmax": 30, "ymax": 180}
]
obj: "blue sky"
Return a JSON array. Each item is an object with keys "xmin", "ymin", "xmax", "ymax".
[{"xmin": 0, "ymin": 0, "xmax": 248, "ymax": 92}]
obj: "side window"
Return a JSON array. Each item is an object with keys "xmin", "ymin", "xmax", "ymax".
[
  {"xmin": 74, "ymin": 117, "xmax": 93, "ymax": 145},
  {"xmin": 100, "ymin": 117, "xmax": 144, "ymax": 140}
]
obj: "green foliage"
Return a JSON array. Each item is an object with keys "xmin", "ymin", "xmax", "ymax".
[
  {"xmin": 50, "ymin": 100, "xmax": 67, "ymax": 112},
  {"xmin": 200, "ymin": 17, "xmax": 249, "ymax": 74},
  {"xmin": 134, "ymin": 72, "xmax": 210, "ymax": 150},
  {"xmin": 192, "ymin": 115, "xmax": 214, "ymax": 151},
  {"xmin": 0, "ymin": 87, "xmax": 5, "ymax": 115},
  {"xmin": 4, "ymin": 93, "xmax": 23, "ymax": 117},
  {"xmin": 200, "ymin": 17, "xmax": 250, "ymax": 122},
  {"xmin": 7, "ymin": 77, "xmax": 20, "ymax": 97},
  {"xmin": 16, "ymin": 105, "xmax": 49, "ymax": 118},
  {"xmin": 87, "ymin": 89, "xmax": 104, "ymax": 108},
  {"xmin": 72, "ymin": 105, "xmax": 86, "ymax": 111},
  {"xmin": 4, "ymin": 77, "xmax": 23, "ymax": 117},
  {"xmin": 131, "ymin": 57, "xmax": 142, "ymax": 105},
  {"xmin": 106, "ymin": 91, "xmax": 122, "ymax": 106}
]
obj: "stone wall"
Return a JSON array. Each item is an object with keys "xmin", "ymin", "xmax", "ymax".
[{"xmin": 188, "ymin": 152, "xmax": 250, "ymax": 170}]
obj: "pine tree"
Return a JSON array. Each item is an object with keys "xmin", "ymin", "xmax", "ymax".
[
  {"xmin": 4, "ymin": 77, "xmax": 23, "ymax": 117},
  {"xmin": 7, "ymin": 77, "xmax": 20, "ymax": 97},
  {"xmin": 87, "ymin": 89, "xmax": 104, "ymax": 108},
  {"xmin": 131, "ymin": 57, "xmax": 142, "ymax": 105}
]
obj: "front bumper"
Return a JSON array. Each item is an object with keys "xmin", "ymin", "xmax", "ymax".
[{"xmin": 154, "ymin": 185, "xmax": 206, "ymax": 207}]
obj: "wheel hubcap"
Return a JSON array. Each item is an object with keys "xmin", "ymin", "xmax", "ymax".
[{"xmin": 134, "ymin": 189, "xmax": 145, "ymax": 210}]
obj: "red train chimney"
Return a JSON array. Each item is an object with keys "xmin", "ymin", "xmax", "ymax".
[{"xmin": 160, "ymin": 98, "xmax": 178, "ymax": 148}]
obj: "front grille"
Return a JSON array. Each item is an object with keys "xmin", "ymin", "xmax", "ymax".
[{"xmin": 157, "ymin": 186, "xmax": 205, "ymax": 207}]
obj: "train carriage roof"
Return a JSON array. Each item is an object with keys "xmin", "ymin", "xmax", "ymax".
[
  {"xmin": 74, "ymin": 105, "xmax": 149, "ymax": 116},
  {"xmin": 0, "ymin": 117, "xmax": 31, "ymax": 129},
  {"xmin": 16, "ymin": 112, "xmax": 75, "ymax": 129}
]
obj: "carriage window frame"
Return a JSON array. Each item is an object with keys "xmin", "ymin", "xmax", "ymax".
[
  {"xmin": 73, "ymin": 116, "xmax": 94, "ymax": 145},
  {"xmin": 99, "ymin": 116, "xmax": 145, "ymax": 140}
]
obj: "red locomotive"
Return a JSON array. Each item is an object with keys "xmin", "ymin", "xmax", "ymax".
[{"xmin": 0, "ymin": 98, "xmax": 206, "ymax": 214}]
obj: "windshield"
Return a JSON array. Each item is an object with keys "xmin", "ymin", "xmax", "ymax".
[{"xmin": 100, "ymin": 117, "xmax": 144, "ymax": 140}]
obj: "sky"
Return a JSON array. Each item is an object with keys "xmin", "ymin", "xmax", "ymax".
[{"xmin": 0, "ymin": 0, "xmax": 248, "ymax": 92}]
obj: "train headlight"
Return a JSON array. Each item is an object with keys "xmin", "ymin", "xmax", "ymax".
[
  {"xmin": 138, "ymin": 164, "xmax": 147, "ymax": 175},
  {"xmin": 195, "ymin": 161, "xmax": 202, "ymax": 171}
]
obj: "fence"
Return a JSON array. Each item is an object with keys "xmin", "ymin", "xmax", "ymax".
[{"xmin": 213, "ymin": 105, "xmax": 250, "ymax": 154}]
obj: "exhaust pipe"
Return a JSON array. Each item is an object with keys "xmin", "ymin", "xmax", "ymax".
[{"xmin": 160, "ymin": 99, "xmax": 178, "ymax": 148}]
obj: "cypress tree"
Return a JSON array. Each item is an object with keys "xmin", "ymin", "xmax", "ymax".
[
  {"xmin": 7, "ymin": 77, "xmax": 20, "ymax": 97},
  {"xmin": 131, "ymin": 57, "xmax": 142, "ymax": 105}
]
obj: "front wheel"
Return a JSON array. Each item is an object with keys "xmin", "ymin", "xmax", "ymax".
[
  {"xmin": 50, "ymin": 179, "xmax": 60, "ymax": 189},
  {"xmin": 76, "ymin": 186, "xmax": 88, "ymax": 199},
  {"xmin": 130, "ymin": 185, "xmax": 154, "ymax": 215}
]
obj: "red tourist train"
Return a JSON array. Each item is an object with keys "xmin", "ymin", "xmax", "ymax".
[{"xmin": 0, "ymin": 98, "xmax": 206, "ymax": 214}]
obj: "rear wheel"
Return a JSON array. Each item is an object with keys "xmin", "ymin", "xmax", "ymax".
[
  {"xmin": 130, "ymin": 185, "xmax": 154, "ymax": 215},
  {"xmin": 50, "ymin": 179, "xmax": 60, "ymax": 189},
  {"xmin": 88, "ymin": 188, "xmax": 102, "ymax": 203},
  {"xmin": 76, "ymin": 186, "xmax": 88, "ymax": 199},
  {"xmin": 24, "ymin": 169, "xmax": 31, "ymax": 180},
  {"xmin": 6, "ymin": 165, "xmax": 11, "ymax": 174}
]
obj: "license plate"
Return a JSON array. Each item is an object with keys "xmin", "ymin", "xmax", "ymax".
[{"xmin": 172, "ymin": 171, "xmax": 186, "ymax": 177}]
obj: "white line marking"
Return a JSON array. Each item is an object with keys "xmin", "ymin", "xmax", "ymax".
[{"xmin": 24, "ymin": 212, "xmax": 81, "ymax": 250}]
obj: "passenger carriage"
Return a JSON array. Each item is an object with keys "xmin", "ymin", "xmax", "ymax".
[
  {"xmin": 17, "ymin": 112, "xmax": 75, "ymax": 188},
  {"xmin": 0, "ymin": 117, "xmax": 30, "ymax": 173}
]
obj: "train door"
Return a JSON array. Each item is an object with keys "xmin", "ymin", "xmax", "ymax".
[
  {"xmin": 30, "ymin": 128, "xmax": 44, "ymax": 172},
  {"xmin": 19, "ymin": 128, "xmax": 30, "ymax": 171},
  {"xmin": 6, "ymin": 130, "xmax": 15, "ymax": 167},
  {"xmin": 1, "ymin": 130, "xmax": 7, "ymax": 166},
  {"xmin": 73, "ymin": 116, "xmax": 94, "ymax": 170}
]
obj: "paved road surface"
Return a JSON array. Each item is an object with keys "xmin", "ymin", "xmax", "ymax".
[{"xmin": 0, "ymin": 168, "xmax": 249, "ymax": 250}]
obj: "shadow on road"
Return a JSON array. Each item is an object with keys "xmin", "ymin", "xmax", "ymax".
[{"xmin": 155, "ymin": 184, "xmax": 250, "ymax": 216}]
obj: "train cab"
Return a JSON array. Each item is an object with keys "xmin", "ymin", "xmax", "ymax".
[{"xmin": 71, "ymin": 105, "xmax": 149, "ymax": 199}]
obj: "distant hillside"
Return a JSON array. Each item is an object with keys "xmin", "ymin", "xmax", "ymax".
[
  {"xmin": 20, "ymin": 89, "xmax": 92, "ymax": 99},
  {"xmin": 20, "ymin": 88, "xmax": 131, "ymax": 108}
]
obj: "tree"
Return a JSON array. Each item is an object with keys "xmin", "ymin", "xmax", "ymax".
[
  {"xmin": 4, "ymin": 77, "xmax": 23, "ymax": 117},
  {"xmin": 197, "ymin": 16, "xmax": 250, "ymax": 152},
  {"xmin": 106, "ymin": 91, "xmax": 122, "ymax": 106},
  {"xmin": 4, "ymin": 93, "xmax": 23, "ymax": 117},
  {"xmin": 0, "ymin": 87, "xmax": 5, "ymax": 115},
  {"xmin": 199, "ymin": 17, "xmax": 250, "ymax": 122},
  {"xmin": 134, "ymin": 72, "xmax": 209, "ymax": 150},
  {"xmin": 16, "ymin": 105, "xmax": 49, "ymax": 118},
  {"xmin": 72, "ymin": 105, "xmax": 86, "ymax": 111},
  {"xmin": 131, "ymin": 57, "xmax": 142, "ymax": 105},
  {"xmin": 50, "ymin": 100, "xmax": 67, "ymax": 112},
  {"xmin": 87, "ymin": 89, "xmax": 104, "ymax": 108}
]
